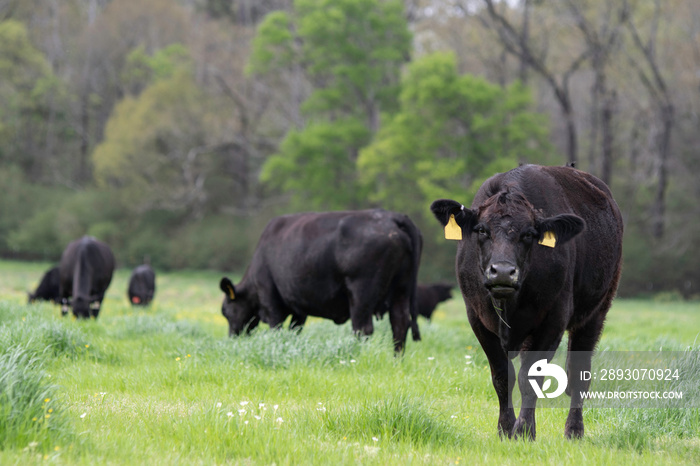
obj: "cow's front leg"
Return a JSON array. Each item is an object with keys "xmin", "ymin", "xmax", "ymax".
[
  {"xmin": 468, "ymin": 315, "xmax": 516, "ymax": 437},
  {"xmin": 289, "ymin": 313, "xmax": 307, "ymax": 333},
  {"xmin": 514, "ymin": 330, "xmax": 564, "ymax": 441},
  {"xmin": 513, "ymin": 354, "xmax": 540, "ymax": 441}
]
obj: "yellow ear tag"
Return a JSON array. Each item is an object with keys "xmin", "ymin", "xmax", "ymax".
[
  {"xmin": 227, "ymin": 288, "xmax": 235, "ymax": 300},
  {"xmin": 444, "ymin": 214, "xmax": 462, "ymax": 240},
  {"xmin": 538, "ymin": 231, "xmax": 556, "ymax": 248}
]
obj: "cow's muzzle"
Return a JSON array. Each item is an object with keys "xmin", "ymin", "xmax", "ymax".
[{"xmin": 485, "ymin": 261, "xmax": 520, "ymax": 298}]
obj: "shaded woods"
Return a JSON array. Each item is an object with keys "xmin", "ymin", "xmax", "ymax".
[{"xmin": 1, "ymin": 0, "xmax": 699, "ymax": 297}]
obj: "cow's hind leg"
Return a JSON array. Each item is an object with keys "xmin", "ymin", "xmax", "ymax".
[
  {"xmin": 565, "ymin": 312, "xmax": 607, "ymax": 439},
  {"xmin": 387, "ymin": 290, "xmax": 410, "ymax": 353},
  {"xmin": 345, "ymin": 279, "xmax": 377, "ymax": 339}
]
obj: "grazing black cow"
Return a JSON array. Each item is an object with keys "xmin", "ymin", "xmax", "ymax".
[
  {"xmin": 416, "ymin": 283, "xmax": 453, "ymax": 320},
  {"xmin": 128, "ymin": 264, "xmax": 156, "ymax": 306},
  {"xmin": 219, "ymin": 209, "xmax": 423, "ymax": 352},
  {"xmin": 430, "ymin": 164, "xmax": 623, "ymax": 440},
  {"xmin": 28, "ymin": 266, "xmax": 61, "ymax": 304},
  {"xmin": 58, "ymin": 236, "xmax": 116, "ymax": 319}
]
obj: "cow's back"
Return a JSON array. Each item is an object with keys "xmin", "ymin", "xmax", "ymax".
[
  {"xmin": 249, "ymin": 210, "xmax": 419, "ymax": 318},
  {"xmin": 59, "ymin": 236, "xmax": 115, "ymax": 299}
]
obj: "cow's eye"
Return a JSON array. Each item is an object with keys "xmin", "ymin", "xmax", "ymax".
[
  {"xmin": 474, "ymin": 225, "xmax": 490, "ymax": 239},
  {"xmin": 521, "ymin": 230, "xmax": 536, "ymax": 243}
]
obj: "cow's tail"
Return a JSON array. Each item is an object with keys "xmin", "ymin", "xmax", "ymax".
[{"xmin": 395, "ymin": 214, "xmax": 423, "ymax": 342}]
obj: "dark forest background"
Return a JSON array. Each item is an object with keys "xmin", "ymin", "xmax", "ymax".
[{"xmin": 1, "ymin": 0, "xmax": 698, "ymax": 298}]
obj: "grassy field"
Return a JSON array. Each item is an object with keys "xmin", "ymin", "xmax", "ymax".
[{"xmin": 0, "ymin": 259, "xmax": 698, "ymax": 465}]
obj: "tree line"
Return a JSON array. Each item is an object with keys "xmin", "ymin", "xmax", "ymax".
[{"xmin": 1, "ymin": 0, "xmax": 698, "ymax": 298}]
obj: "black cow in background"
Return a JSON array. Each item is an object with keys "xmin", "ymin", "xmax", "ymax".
[
  {"xmin": 219, "ymin": 209, "xmax": 423, "ymax": 353},
  {"xmin": 416, "ymin": 283, "xmax": 454, "ymax": 320},
  {"xmin": 128, "ymin": 264, "xmax": 156, "ymax": 306},
  {"xmin": 431, "ymin": 164, "xmax": 623, "ymax": 440},
  {"xmin": 28, "ymin": 266, "xmax": 61, "ymax": 303},
  {"xmin": 59, "ymin": 236, "xmax": 116, "ymax": 319}
]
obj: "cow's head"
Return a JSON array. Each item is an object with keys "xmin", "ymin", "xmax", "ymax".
[
  {"xmin": 72, "ymin": 295, "xmax": 91, "ymax": 318},
  {"xmin": 219, "ymin": 277, "xmax": 260, "ymax": 336},
  {"xmin": 431, "ymin": 191, "xmax": 585, "ymax": 300},
  {"xmin": 433, "ymin": 283, "xmax": 454, "ymax": 302}
]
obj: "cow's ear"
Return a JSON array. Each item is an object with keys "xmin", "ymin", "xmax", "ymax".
[
  {"xmin": 220, "ymin": 277, "xmax": 236, "ymax": 300},
  {"xmin": 536, "ymin": 214, "xmax": 585, "ymax": 246},
  {"xmin": 430, "ymin": 199, "xmax": 477, "ymax": 231}
]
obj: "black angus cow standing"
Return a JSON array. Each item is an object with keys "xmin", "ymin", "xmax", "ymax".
[
  {"xmin": 219, "ymin": 209, "xmax": 423, "ymax": 353},
  {"xmin": 59, "ymin": 236, "xmax": 116, "ymax": 319},
  {"xmin": 128, "ymin": 264, "xmax": 156, "ymax": 306},
  {"xmin": 430, "ymin": 164, "xmax": 623, "ymax": 440},
  {"xmin": 416, "ymin": 283, "xmax": 453, "ymax": 320},
  {"xmin": 28, "ymin": 266, "xmax": 61, "ymax": 303}
]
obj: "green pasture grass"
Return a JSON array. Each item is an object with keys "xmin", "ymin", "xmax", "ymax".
[{"xmin": 0, "ymin": 260, "xmax": 698, "ymax": 464}]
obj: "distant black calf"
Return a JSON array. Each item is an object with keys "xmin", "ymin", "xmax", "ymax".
[
  {"xmin": 416, "ymin": 283, "xmax": 453, "ymax": 320},
  {"xmin": 128, "ymin": 264, "xmax": 156, "ymax": 306},
  {"xmin": 59, "ymin": 236, "xmax": 115, "ymax": 319},
  {"xmin": 219, "ymin": 209, "xmax": 423, "ymax": 353},
  {"xmin": 28, "ymin": 266, "xmax": 61, "ymax": 303}
]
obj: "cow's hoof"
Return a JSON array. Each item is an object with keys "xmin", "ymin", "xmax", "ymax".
[
  {"xmin": 497, "ymin": 414, "xmax": 516, "ymax": 439},
  {"xmin": 564, "ymin": 421, "xmax": 584, "ymax": 439},
  {"xmin": 512, "ymin": 419, "xmax": 536, "ymax": 441}
]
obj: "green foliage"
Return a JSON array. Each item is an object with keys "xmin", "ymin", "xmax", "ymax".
[
  {"xmin": 92, "ymin": 68, "xmax": 215, "ymax": 215},
  {"xmin": 248, "ymin": 11, "xmax": 297, "ymax": 74},
  {"xmin": 252, "ymin": 0, "xmax": 411, "ymax": 210},
  {"xmin": 294, "ymin": 0, "xmax": 410, "ymax": 117},
  {"xmin": 122, "ymin": 44, "xmax": 191, "ymax": 94},
  {"xmin": 8, "ymin": 189, "xmax": 128, "ymax": 260},
  {"xmin": 359, "ymin": 52, "xmax": 555, "ymax": 223},
  {"xmin": 250, "ymin": 0, "xmax": 410, "ymax": 117},
  {"xmin": 0, "ymin": 20, "xmax": 67, "ymax": 177},
  {"xmin": 260, "ymin": 118, "xmax": 371, "ymax": 209},
  {"xmin": 0, "ymin": 167, "xmax": 62, "ymax": 256}
]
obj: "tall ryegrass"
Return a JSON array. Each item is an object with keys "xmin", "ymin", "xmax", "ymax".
[
  {"xmin": 0, "ymin": 345, "xmax": 70, "ymax": 452},
  {"xmin": 322, "ymin": 394, "xmax": 467, "ymax": 447}
]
